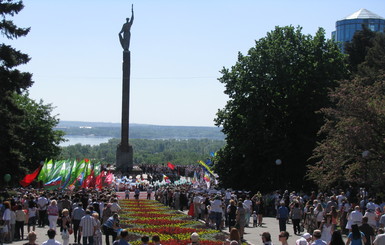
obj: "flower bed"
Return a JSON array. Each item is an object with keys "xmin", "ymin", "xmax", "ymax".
[{"xmin": 119, "ymin": 199, "xmax": 226, "ymax": 245}]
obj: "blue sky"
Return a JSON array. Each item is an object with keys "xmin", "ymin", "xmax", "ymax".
[{"xmin": 9, "ymin": 0, "xmax": 385, "ymax": 126}]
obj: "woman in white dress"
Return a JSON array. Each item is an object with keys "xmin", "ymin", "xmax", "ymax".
[
  {"xmin": 315, "ymin": 203, "xmax": 325, "ymax": 228},
  {"xmin": 320, "ymin": 214, "xmax": 334, "ymax": 244}
]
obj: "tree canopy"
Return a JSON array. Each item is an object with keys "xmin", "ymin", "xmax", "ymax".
[
  {"xmin": 308, "ymin": 30, "xmax": 385, "ymax": 192},
  {"xmin": 214, "ymin": 26, "xmax": 347, "ymax": 191},
  {"xmin": 0, "ymin": 0, "xmax": 64, "ymax": 183}
]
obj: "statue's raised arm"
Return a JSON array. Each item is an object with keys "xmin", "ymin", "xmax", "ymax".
[{"xmin": 119, "ymin": 4, "xmax": 134, "ymax": 51}]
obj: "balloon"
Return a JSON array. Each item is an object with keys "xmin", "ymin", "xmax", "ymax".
[{"xmin": 4, "ymin": 174, "xmax": 11, "ymax": 182}]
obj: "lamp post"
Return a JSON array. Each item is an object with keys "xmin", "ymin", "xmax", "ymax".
[
  {"xmin": 361, "ymin": 150, "xmax": 370, "ymax": 188},
  {"xmin": 275, "ymin": 159, "xmax": 282, "ymax": 190}
]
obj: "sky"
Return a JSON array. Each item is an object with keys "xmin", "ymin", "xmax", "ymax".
[{"xmin": 7, "ymin": 0, "xmax": 385, "ymax": 126}]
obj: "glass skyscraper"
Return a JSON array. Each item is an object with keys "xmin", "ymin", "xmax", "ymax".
[{"xmin": 332, "ymin": 8, "xmax": 385, "ymax": 44}]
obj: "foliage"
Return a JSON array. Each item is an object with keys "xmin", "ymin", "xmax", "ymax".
[
  {"xmin": 0, "ymin": 0, "xmax": 33, "ymax": 181},
  {"xmin": 214, "ymin": 26, "xmax": 347, "ymax": 191},
  {"xmin": 345, "ymin": 25, "xmax": 376, "ymax": 74},
  {"xmin": 59, "ymin": 138, "xmax": 225, "ymax": 165},
  {"xmin": 0, "ymin": 1, "xmax": 65, "ymax": 185},
  {"xmin": 309, "ymin": 75, "xmax": 385, "ymax": 190},
  {"xmin": 14, "ymin": 93, "xmax": 65, "ymax": 170},
  {"xmin": 308, "ymin": 31, "xmax": 385, "ymax": 192}
]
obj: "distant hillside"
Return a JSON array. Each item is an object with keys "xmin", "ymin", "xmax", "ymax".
[{"xmin": 56, "ymin": 121, "xmax": 225, "ymax": 140}]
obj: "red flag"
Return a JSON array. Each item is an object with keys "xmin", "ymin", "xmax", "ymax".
[
  {"xmin": 167, "ymin": 162, "xmax": 175, "ymax": 170},
  {"xmin": 81, "ymin": 169, "xmax": 94, "ymax": 189},
  {"xmin": 19, "ymin": 165, "xmax": 42, "ymax": 187},
  {"xmin": 105, "ymin": 171, "xmax": 114, "ymax": 184},
  {"xmin": 95, "ymin": 171, "xmax": 104, "ymax": 190}
]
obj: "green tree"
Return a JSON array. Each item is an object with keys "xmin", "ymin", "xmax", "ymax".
[
  {"xmin": 214, "ymin": 26, "xmax": 347, "ymax": 191},
  {"xmin": 0, "ymin": 0, "xmax": 33, "ymax": 180},
  {"xmin": 308, "ymin": 31, "xmax": 385, "ymax": 192},
  {"xmin": 345, "ymin": 26, "xmax": 376, "ymax": 74},
  {"xmin": 14, "ymin": 93, "xmax": 65, "ymax": 170},
  {"xmin": 308, "ymin": 75, "xmax": 385, "ymax": 191}
]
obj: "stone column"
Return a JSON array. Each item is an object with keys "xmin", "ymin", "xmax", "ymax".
[{"xmin": 116, "ymin": 50, "xmax": 133, "ymax": 173}]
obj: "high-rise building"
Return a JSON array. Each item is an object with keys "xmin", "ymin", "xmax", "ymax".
[{"xmin": 332, "ymin": 8, "xmax": 385, "ymax": 44}]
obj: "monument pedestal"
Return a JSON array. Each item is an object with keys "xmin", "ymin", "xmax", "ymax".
[{"xmin": 116, "ymin": 143, "xmax": 133, "ymax": 174}]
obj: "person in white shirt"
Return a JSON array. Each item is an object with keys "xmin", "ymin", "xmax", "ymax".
[
  {"xmin": 42, "ymin": 229, "xmax": 62, "ymax": 245},
  {"xmin": 110, "ymin": 199, "xmax": 121, "ymax": 213},
  {"xmin": 79, "ymin": 209, "xmax": 97, "ymax": 245},
  {"xmin": 243, "ymin": 196, "xmax": 253, "ymax": 227},
  {"xmin": 37, "ymin": 194, "xmax": 49, "ymax": 228},
  {"xmin": 2, "ymin": 201, "xmax": 12, "ymax": 243},
  {"xmin": 373, "ymin": 230, "xmax": 385, "ymax": 245},
  {"xmin": 366, "ymin": 198, "xmax": 377, "ymax": 212},
  {"xmin": 210, "ymin": 195, "xmax": 223, "ymax": 230},
  {"xmin": 350, "ymin": 206, "xmax": 363, "ymax": 227},
  {"xmin": 193, "ymin": 193, "xmax": 202, "ymax": 220},
  {"xmin": 364, "ymin": 209, "xmax": 377, "ymax": 229}
]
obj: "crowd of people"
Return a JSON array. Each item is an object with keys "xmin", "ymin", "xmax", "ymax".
[
  {"xmin": 152, "ymin": 185, "xmax": 385, "ymax": 245},
  {"xmin": 0, "ymin": 187, "xmax": 122, "ymax": 245},
  {"xmin": 1, "ymin": 183, "xmax": 385, "ymax": 245},
  {"xmin": 0, "ymin": 186, "xmax": 231, "ymax": 245}
]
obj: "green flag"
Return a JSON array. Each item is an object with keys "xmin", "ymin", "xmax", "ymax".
[
  {"xmin": 44, "ymin": 160, "xmax": 64, "ymax": 190},
  {"xmin": 93, "ymin": 162, "xmax": 101, "ymax": 177},
  {"xmin": 46, "ymin": 160, "xmax": 63, "ymax": 182},
  {"xmin": 61, "ymin": 160, "xmax": 75, "ymax": 189},
  {"xmin": 37, "ymin": 159, "xmax": 53, "ymax": 183}
]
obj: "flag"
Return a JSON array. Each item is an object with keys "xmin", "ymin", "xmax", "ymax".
[
  {"xmin": 198, "ymin": 160, "xmax": 215, "ymax": 176},
  {"xmin": 167, "ymin": 162, "xmax": 175, "ymax": 170},
  {"xmin": 93, "ymin": 162, "xmax": 101, "ymax": 176},
  {"xmin": 82, "ymin": 169, "xmax": 94, "ymax": 189},
  {"xmin": 95, "ymin": 170, "xmax": 105, "ymax": 190},
  {"xmin": 69, "ymin": 159, "xmax": 87, "ymax": 187},
  {"xmin": 192, "ymin": 171, "xmax": 198, "ymax": 184},
  {"xmin": 61, "ymin": 160, "xmax": 75, "ymax": 189},
  {"xmin": 84, "ymin": 159, "xmax": 92, "ymax": 177},
  {"xmin": 38, "ymin": 159, "xmax": 53, "ymax": 183},
  {"xmin": 44, "ymin": 160, "xmax": 63, "ymax": 188},
  {"xmin": 105, "ymin": 172, "xmax": 114, "ymax": 184},
  {"xmin": 203, "ymin": 172, "xmax": 211, "ymax": 182},
  {"xmin": 44, "ymin": 176, "xmax": 62, "ymax": 188},
  {"xmin": 19, "ymin": 165, "xmax": 43, "ymax": 187},
  {"xmin": 90, "ymin": 162, "xmax": 101, "ymax": 188},
  {"xmin": 205, "ymin": 158, "xmax": 213, "ymax": 166},
  {"xmin": 163, "ymin": 174, "xmax": 170, "ymax": 183}
]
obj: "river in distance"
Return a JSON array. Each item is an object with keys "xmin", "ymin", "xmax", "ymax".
[{"xmin": 61, "ymin": 135, "xmax": 116, "ymax": 147}]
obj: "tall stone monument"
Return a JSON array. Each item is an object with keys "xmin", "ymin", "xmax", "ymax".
[{"xmin": 116, "ymin": 5, "xmax": 134, "ymax": 173}]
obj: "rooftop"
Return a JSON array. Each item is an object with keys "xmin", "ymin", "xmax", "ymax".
[{"xmin": 343, "ymin": 8, "xmax": 384, "ymax": 20}]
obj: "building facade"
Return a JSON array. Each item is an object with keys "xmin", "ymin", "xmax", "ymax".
[{"xmin": 332, "ymin": 8, "xmax": 385, "ymax": 44}]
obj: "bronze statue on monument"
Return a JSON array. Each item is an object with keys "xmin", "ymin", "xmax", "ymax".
[{"xmin": 119, "ymin": 4, "xmax": 134, "ymax": 51}]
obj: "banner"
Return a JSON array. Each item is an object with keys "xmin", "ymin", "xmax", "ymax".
[
  {"xmin": 167, "ymin": 162, "xmax": 175, "ymax": 170},
  {"xmin": 38, "ymin": 159, "xmax": 53, "ymax": 183},
  {"xmin": 198, "ymin": 160, "xmax": 215, "ymax": 176},
  {"xmin": 27, "ymin": 159, "xmax": 112, "ymax": 190},
  {"xmin": 20, "ymin": 165, "xmax": 42, "ymax": 187},
  {"xmin": 61, "ymin": 160, "xmax": 75, "ymax": 189}
]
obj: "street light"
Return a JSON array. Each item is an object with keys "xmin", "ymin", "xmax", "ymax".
[
  {"xmin": 362, "ymin": 150, "xmax": 370, "ymax": 158},
  {"xmin": 275, "ymin": 159, "xmax": 282, "ymax": 189}
]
